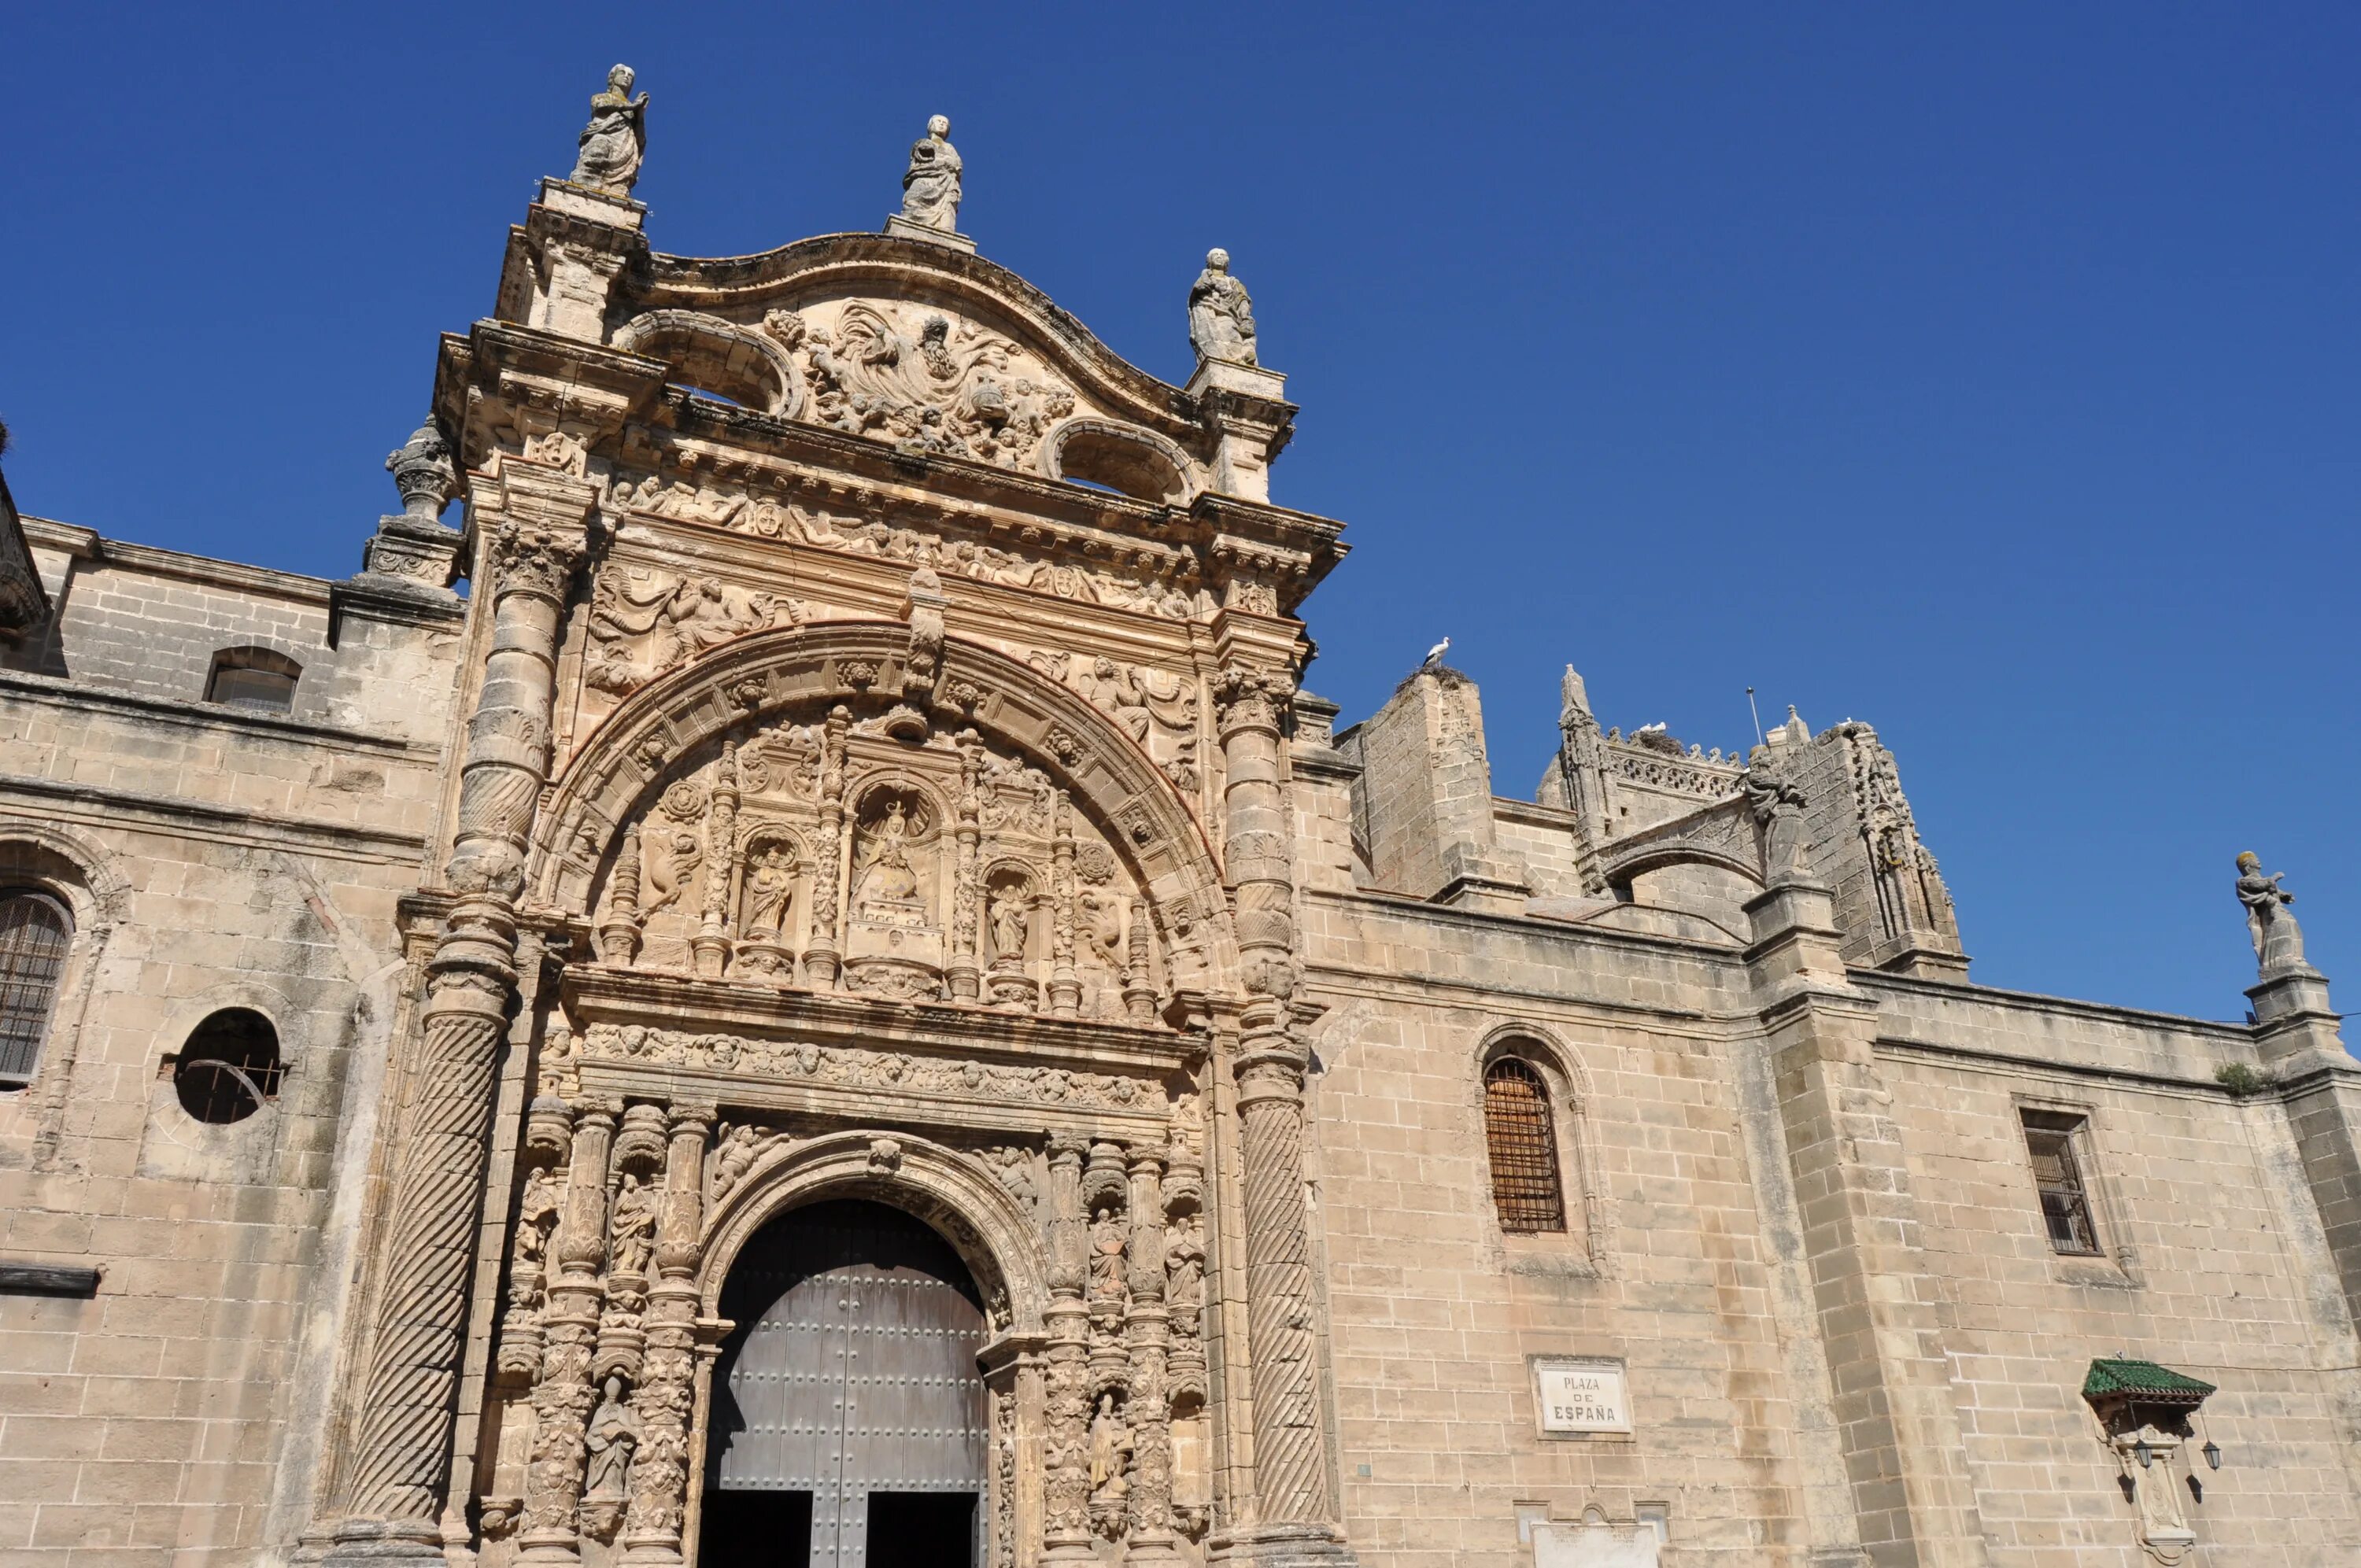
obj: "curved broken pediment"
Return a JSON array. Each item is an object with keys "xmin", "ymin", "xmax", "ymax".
[
  {"xmin": 613, "ymin": 234, "xmax": 1214, "ymax": 502},
  {"xmin": 535, "ymin": 622, "xmax": 1234, "ymax": 1014}
]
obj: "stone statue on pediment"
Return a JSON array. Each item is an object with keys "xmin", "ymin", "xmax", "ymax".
[
  {"xmin": 1188, "ymin": 249, "xmax": 1258, "ymax": 366},
  {"xmin": 570, "ymin": 65, "xmax": 648, "ymax": 196},
  {"xmin": 900, "ymin": 115, "xmax": 963, "ymax": 231}
]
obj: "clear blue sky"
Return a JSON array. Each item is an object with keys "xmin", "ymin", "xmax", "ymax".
[{"xmin": 6, "ymin": 3, "xmax": 2354, "ymax": 1024}]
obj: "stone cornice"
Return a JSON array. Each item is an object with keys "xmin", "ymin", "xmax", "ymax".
[
  {"xmin": 20, "ymin": 516, "xmax": 335, "ymax": 607},
  {"xmin": 0, "ymin": 670, "xmax": 439, "ymax": 758},
  {"xmin": 0, "ymin": 770, "xmax": 431, "ymax": 863}
]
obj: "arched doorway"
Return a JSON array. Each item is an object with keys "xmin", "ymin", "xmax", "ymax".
[{"xmin": 700, "ymin": 1199, "xmax": 988, "ymax": 1568}]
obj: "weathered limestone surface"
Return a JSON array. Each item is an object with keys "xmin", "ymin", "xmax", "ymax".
[{"xmin": 0, "ymin": 94, "xmax": 2355, "ymax": 1568}]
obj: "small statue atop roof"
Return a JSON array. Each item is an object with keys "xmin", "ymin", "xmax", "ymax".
[
  {"xmin": 900, "ymin": 115, "xmax": 964, "ymax": 232},
  {"xmin": 1188, "ymin": 248, "xmax": 1258, "ymax": 366},
  {"xmin": 569, "ymin": 65, "xmax": 648, "ymax": 197},
  {"xmin": 2235, "ymin": 850, "xmax": 2308, "ymax": 972}
]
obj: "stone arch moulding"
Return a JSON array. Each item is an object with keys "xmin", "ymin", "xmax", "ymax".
[
  {"xmin": 0, "ymin": 815, "xmax": 133, "ymax": 926},
  {"xmin": 1037, "ymin": 416, "xmax": 1203, "ymax": 505},
  {"xmin": 530, "ymin": 621, "xmax": 1235, "ymax": 986},
  {"xmin": 1475, "ymin": 1020, "xmax": 1594, "ymax": 1106},
  {"xmin": 698, "ymin": 1129, "xmax": 1050, "ymax": 1339},
  {"xmin": 610, "ymin": 308, "xmax": 804, "ymax": 419},
  {"xmin": 1594, "ymin": 797, "xmax": 1768, "ymax": 894}
]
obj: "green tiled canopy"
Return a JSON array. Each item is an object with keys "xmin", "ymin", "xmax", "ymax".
[{"xmin": 2082, "ymin": 1359, "xmax": 2217, "ymax": 1406}]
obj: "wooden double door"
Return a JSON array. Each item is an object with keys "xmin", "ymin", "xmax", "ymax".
[{"xmin": 703, "ymin": 1200, "xmax": 988, "ymax": 1568}]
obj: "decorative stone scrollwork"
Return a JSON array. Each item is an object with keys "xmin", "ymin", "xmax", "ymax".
[
  {"xmin": 584, "ymin": 565, "xmax": 800, "ymax": 698},
  {"xmin": 760, "ymin": 298, "xmax": 1077, "ymax": 469},
  {"xmin": 578, "ymin": 1025, "xmax": 1166, "ymax": 1114}
]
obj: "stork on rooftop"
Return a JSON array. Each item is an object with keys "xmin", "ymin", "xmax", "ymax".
[{"xmin": 1422, "ymin": 636, "xmax": 1450, "ymax": 668}]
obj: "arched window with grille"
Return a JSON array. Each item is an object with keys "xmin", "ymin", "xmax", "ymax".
[
  {"xmin": 0, "ymin": 889, "xmax": 72, "ymax": 1087},
  {"xmin": 1483, "ymin": 1054, "xmax": 1567, "ymax": 1233}
]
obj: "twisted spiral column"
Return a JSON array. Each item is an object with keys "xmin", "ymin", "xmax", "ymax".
[
  {"xmin": 1211, "ymin": 665, "xmax": 1352, "ymax": 1563},
  {"xmin": 323, "ymin": 459, "xmax": 599, "ymax": 1563}
]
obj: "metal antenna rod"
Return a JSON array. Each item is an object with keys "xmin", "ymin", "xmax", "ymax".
[{"xmin": 1746, "ymin": 686, "xmax": 1764, "ymax": 748}]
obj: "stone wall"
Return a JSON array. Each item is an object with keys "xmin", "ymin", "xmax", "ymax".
[{"xmin": 0, "ymin": 529, "xmax": 463, "ymax": 1566}]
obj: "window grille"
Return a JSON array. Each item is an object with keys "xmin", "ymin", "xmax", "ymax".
[
  {"xmin": 174, "ymin": 1009, "xmax": 285, "ymax": 1124},
  {"xmin": 1483, "ymin": 1057, "xmax": 1565, "ymax": 1233},
  {"xmin": 2023, "ymin": 1112, "xmax": 2101, "ymax": 1256},
  {"xmin": 0, "ymin": 891, "xmax": 71, "ymax": 1085}
]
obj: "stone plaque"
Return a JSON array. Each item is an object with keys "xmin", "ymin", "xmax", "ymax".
[{"xmin": 1533, "ymin": 1357, "xmax": 1631, "ymax": 1436}]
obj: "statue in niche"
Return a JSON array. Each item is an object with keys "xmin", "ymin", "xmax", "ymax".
[
  {"xmin": 1166, "ymin": 1212, "xmax": 1205, "ymax": 1319},
  {"xmin": 1088, "ymin": 1394, "xmax": 1132, "ymax": 1505},
  {"xmin": 515, "ymin": 1165, "xmax": 561, "ymax": 1267},
  {"xmin": 900, "ymin": 114, "xmax": 963, "ymax": 231},
  {"xmin": 1188, "ymin": 248, "xmax": 1258, "ymax": 366},
  {"xmin": 2236, "ymin": 850, "xmax": 2306, "ymax": 968},
  {"xmin": 569, "ymin": 65, "xmax": 648, "ymax": 197},
  {"xmin": 582, "ymin": 1376, "xmax": 641, "ymax": 1500},
  {"xmin": 608, "ymin": 1173, "xmax": 659, "ymax": 1277},
  {"xmin": 742, "ymin": 843, "xmax": 798, "ymax": 935},
  {"xmin": 988, "ymin": 881, "xmax": 1032, "ymax": 967},
  {"xmin": 854, "ymin": 799, "xmax": 926, "ymax": 914},
  {"xmin": 1089, "ymin": 1206, "xmax": 1127, "ymax": 1301}
]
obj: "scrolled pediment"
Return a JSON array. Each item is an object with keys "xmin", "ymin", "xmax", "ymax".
[{"xmin": 615, "ymin": 234, "xmax": 1213, "ymax": 500}]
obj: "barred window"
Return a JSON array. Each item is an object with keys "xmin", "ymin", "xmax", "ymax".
[
  {"xmin": 0, "ymin": 890, "xmax": 72, "ymax": 1086},
  {"xmin": 2023, "ymin": 1111, "xmax": 2101, "ymax": 1256},
  {"xmin": 1483, "ymin": 1056, "xmax": 1566, "ymax": 1233},
  {"xmin": 173, "ymin": 1009, "xmax": 284, "ymax": 1124}
]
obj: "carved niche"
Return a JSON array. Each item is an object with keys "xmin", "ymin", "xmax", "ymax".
[{"xmin": 589, "ymin": 699, "xmax": 1171, "ymax": 1024}]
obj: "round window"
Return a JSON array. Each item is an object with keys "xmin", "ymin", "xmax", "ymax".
[{"xmin": 173, "ymin": 1009, "xmax": 284, "ymax": 1124}]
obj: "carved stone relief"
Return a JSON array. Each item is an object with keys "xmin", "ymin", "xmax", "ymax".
[
  {"xmin": 590, "ymin": 708, "xmax": 1173, "ymax": 1020},
  {"xmin": 760, "ymin": 301, "xmax": 1076, "ymax": 469},
  {"xmin": 579, "ymin": 1025, "xmax": 1165, "ymax": 1114},
  {"xmin": 600, "ymin": 466, "xmax": 1214, "ymax": 622},
  {"xmin": 583, "ymin": 565, "xmax": 802, "ymax": 698}
]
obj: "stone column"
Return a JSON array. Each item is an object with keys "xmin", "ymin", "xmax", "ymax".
[
  {"xmin": 691, "ymin": 738, "xmax": 738, "ymax": 979},
  {"xmin": 621, "ymin": 1105, "xmax": 711, "ymax": 1566},
  {"xmin": 324, "ymin": 463, "xmax": 597, "ymax": 1564},
  {"xmin": 1742, "ymin": 869, "xmax": 1990, "ymax": 1567},
  {"xmin": 1209, "ymin": 666, "xmax": 1353, "ymax": 1567},
  {"xmin": 1048, "ymin": 793, "xmax": 1081, "ymax": 1018},
  {"xmin": 805, "ymin": 706, "xmax": 851, "ymax": 987},
  {"xmin": 1123, "ymin": 900, "xmax": 1158, "ymax": 1024},
  {"xmin": 597, "ymin": 824, "xmax": 644, "ymax": 965},
  {"xmin": 1042, "ymin": 1138, "xmax": 1094, "ymax": 1565},
  {"xmin": 1125, "ymin": 1147, "xmax": 1181, "ymax": 1566},
  {"xmin": 519, "ymin": 1103, "xmax": 616, "ymax": 1565},
  {"xmin": 949, "ymin": 736, "xmax": 985, "ymax": 1002}
]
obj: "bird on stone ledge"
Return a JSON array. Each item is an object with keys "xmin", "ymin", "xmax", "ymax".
[{"xmin": 1422, "ymin": 636, "xmax": 1450, "ymax": 668}]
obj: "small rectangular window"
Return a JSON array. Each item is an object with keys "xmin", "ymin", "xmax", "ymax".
[{"xmin": 2022, "ymin": 1110, "xmax": 2101, "ymax": 1256}]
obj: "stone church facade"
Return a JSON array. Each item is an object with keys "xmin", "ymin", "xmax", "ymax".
[{"xmin": 3, "ymin": 76, "xmax": 2360, "ymax": 1568}]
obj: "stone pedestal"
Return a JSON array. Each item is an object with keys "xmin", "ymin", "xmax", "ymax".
[
  {"xmin": 1184, "ymin": 360, "xmax": 1293, "ymax": 504},
  {"xmin": 885, "ymin": 214, "xmax": 977, "ymax": 253}
]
